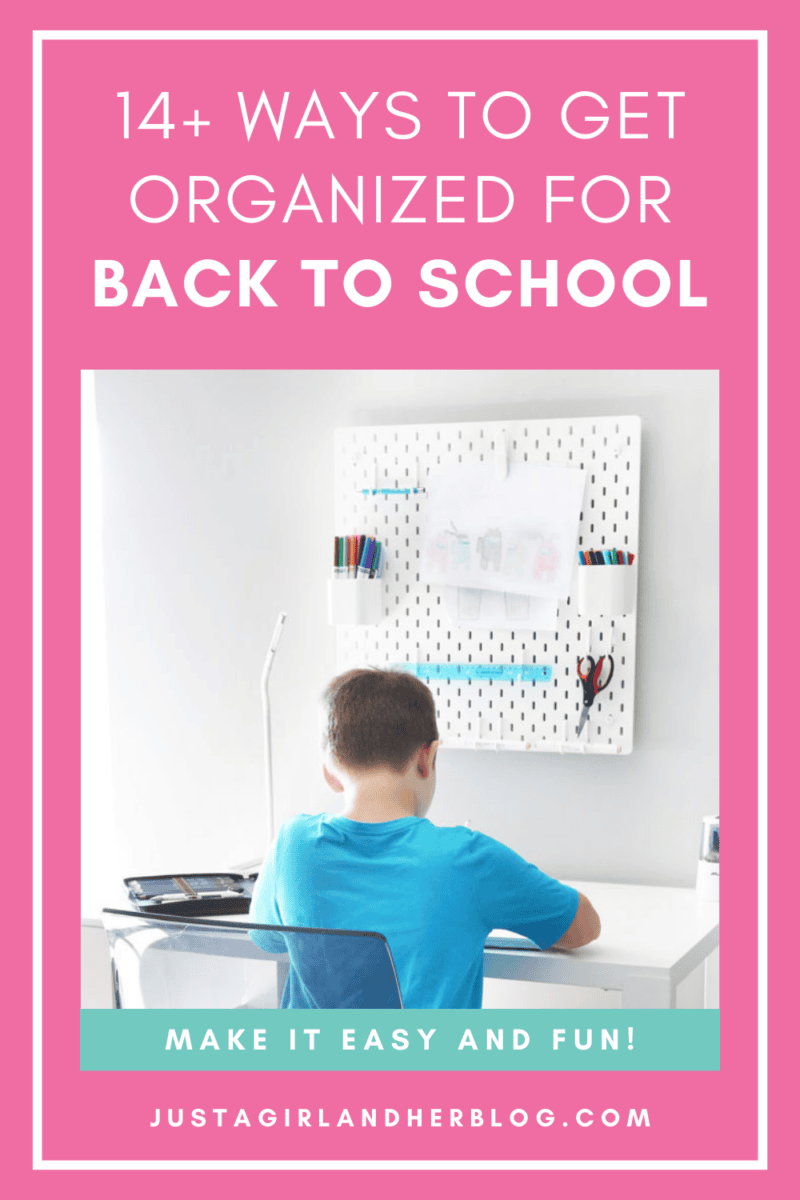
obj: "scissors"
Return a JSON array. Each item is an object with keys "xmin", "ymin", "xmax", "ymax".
[{"xmin": 576, "ymin": 655, "xmax": 614, "ymax": 737}]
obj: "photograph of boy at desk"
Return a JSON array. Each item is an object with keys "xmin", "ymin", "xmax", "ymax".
[
  {"xmin": 249, "ymin": 667, "xmax": 600, "ymax": 1009},
  {"xmin": 82, "ymin": 369, "xmax": 719, "ymax": 1015}
]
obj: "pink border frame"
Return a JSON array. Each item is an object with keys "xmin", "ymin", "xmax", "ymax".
[{"xmin": 4, "ymin": 0, "xmax": 796, "ymax": 1191}]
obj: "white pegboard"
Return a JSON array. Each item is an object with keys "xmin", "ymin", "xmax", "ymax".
[{"xmin": 333, "ymin": 416, "xmax": 641, "ymax": 754}]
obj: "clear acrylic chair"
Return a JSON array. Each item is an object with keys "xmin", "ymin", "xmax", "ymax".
[{"xmin": 101, "ymin": 908, "xmax": 404, "ymax": 1009}]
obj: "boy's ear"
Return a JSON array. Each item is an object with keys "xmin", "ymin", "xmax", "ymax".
[
  {"xmin": 322, "ymin": 763, "xmax": 345, "ymax": 793},
  {"xmin": 417, "ymin": 741, "xmax": 440, "ymax": 778}
]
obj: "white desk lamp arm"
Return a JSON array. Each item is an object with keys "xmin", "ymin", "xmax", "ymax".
[{"xmin": 260, "ymin": 612, "xmax": 287, "ymax": 847}]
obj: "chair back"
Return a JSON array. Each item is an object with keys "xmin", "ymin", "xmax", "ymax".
[{"xmin": 101, "ymin": 909, "xmax": 403, "ymax": 1009}]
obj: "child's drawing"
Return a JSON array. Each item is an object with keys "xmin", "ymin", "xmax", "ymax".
[
  {"xmin": 427, "ymin": 520, "xmax": 471, "ymax": 573},
  {"xmin": 532, "ymin": 535, "xmax": 559, "ymax": 583},
  {"xmin": 477, "ymin": 528, "xmax": 502, "ymax": 571},
  {"xmin": 422, "ymin": 461, "xmax": 586, "ymax": 599},
  {"xmin": 444, "ymin": 586, "xmax": 558, "ymax": 632}
]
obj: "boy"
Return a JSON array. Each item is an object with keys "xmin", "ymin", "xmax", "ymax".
[{"xmin": 250, "ymin": 668, "xmax": 600, "ymax": 1008}]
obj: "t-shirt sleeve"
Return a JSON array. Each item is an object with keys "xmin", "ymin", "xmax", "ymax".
[
  {"xmin": 248, "ymin": 839, "xmax": 289, "ymax": 955},
  {"xmin": 468, "ymin": 833, "xmax": 581, "ymax": 949}
]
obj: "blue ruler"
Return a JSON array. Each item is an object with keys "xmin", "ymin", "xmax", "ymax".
[{"xmin": 394, "ymin": 663, "xmax": 552, "ymax": 683}]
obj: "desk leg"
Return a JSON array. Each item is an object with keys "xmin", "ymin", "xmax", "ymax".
[
  {"xmin": 276, "ymin": 959, "xmax": 290, "ymax": 1003},
  {"xmin": 621, "ymin": 974, "xmax": 676, "ymax": 1009}
]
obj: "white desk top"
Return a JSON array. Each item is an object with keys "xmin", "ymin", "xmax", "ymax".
[
  {"xmin": 486, "ymin": 879, "xmax": 719, "ymax": 993},
  {"xmin": 107, "ymin": 877, "xmax": 719, "ymax": 996}
]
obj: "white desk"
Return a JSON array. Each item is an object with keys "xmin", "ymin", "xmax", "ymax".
[
  {"xmin": 102, "ymin": 879, "xmax": 718, "ymax": 1010},
  {"xmin": 485, "ymin": 880, "xmax": 720, "ymax": 1008}
]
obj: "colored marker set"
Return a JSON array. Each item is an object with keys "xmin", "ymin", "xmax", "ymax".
[
  {"xmin": 576, "ymin": 547, "xmax": 638, "ymax": 618},
  {"xmin": 334, "ymin": 535, "xmax": 385, "ymax": 581},
  {"xmin": 328, "ymin": 536, "xmax": 385, "ymax": 626},
  {"xmin": 579, "ymin": 548, "xmax": 635, "ymax": 565}
]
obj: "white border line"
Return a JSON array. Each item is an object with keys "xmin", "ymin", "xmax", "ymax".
[
  {"xmin": 34, "ymin": 26, "xmax": 766, "ymax": 1172},
  {"xmin": 757, "ymin": 28, "xmax": 768, "ymax": 1172},
  {"xmin": 36, "ymin": 29, "xmax": 764, "ymax": 38},
  {"xmin": 35, "ymin": 1158, "xmax": 765, "ymax": 1171},
  {"xmin": 31, "ymin": 26, "xmax": 43, "ymax": 1174}
]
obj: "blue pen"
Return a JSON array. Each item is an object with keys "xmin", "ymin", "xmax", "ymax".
[{"xmin": 578, "ymin": 550, "xmax": 586, "ymax": 565}]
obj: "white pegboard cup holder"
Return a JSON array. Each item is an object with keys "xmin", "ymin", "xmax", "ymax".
[
  {"xmin": 576, "ymin": 561, "xmax": 637, "ymax": 618},
  {"xmin": 327, "ymin": 578, "xmax": 384, "ymax": 626}
]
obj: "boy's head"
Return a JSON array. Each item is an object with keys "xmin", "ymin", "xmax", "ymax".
[{"xmin": 321, "ymin": 668, "xmax": 439, "ymax": 776}]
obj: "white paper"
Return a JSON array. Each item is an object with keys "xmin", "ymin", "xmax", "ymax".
[
  {"xmin": 443, "ymin": 587, "xmax": 559, "ymax": 631},
  {"xmin": 422, "ymin": 461, "xmax": 586, "ymax": 599}
]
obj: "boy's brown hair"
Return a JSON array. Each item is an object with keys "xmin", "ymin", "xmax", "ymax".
[{"xmin": 322, "ymin": 669, "xmax": 439, "ymax": 773}]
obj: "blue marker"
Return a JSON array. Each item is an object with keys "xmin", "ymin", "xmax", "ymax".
[{"xmin": 358, "ymin": 537, "xmax": 376, "ymax": 577}]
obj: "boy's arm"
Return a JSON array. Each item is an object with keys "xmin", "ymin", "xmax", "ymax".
[
  {"xmin": 550, "ymin": 892, "xmax": 601, "ymax": 949},
  {"xmin": 467, "ymin": 832, "xmax": 592, "ymax": 949}
]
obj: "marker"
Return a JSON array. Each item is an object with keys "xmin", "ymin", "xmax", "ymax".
[
  {"xmin": 334, "ymin": 536, "xmax": 341, "ymax": 579},
  {"xmin": 357, "ymin": 534, "xmax": 366, "ymax": 570},
  {"xmin": 360, "ymin": 488, "xmax": 421, "ymax": 495},
  {"xmin": 358, "ymin": 537, "xmax": 376, "ymax": 577},
  {"xmin": 369, "ymin": 541, "xmax": 382, "ymax": 578}
]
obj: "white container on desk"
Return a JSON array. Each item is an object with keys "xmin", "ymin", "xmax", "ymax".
[
  {"xmin": 576, "ymin": 561, "xmax": 637, "ymax": 617},
  {"xmin": 327, "ymin": 578, "xmax": 383, "ymax": 626},
  {"xmin": 695, "ymin": 815, "xmax": 719, "ymax": 902}
]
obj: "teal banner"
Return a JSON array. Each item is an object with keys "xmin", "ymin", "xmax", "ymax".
[{"xmin": 81, "ymin": 1010, "xmax": 719, "ymax": 1071}]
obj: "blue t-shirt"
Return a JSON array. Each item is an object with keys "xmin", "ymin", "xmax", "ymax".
[{"xmin": 250, "ymin": 814, "xmax": 579, "ymax": 1009}]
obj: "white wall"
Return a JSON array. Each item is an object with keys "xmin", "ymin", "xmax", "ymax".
[{"xmin": 91, "ymin": 370, "xmax": 718, "ymax": 904}]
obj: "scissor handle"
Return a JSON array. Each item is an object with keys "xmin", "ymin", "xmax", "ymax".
[
  {"xmin": 593, "ymin": 655, "xmax": 614, "ymax": 692},
  {"xmin": 577, "ymin": 655, "xmax": 595, "ymax": 682}
]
